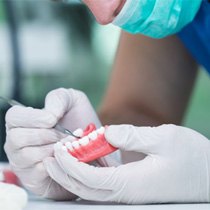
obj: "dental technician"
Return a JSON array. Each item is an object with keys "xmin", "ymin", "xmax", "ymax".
[{"xmin": 4, "ymin": 0, "xmax": 210, "ymax": 204}]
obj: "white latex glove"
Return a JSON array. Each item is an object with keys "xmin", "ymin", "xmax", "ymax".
[
  {"xmin": 44, "ymin": 124, "xmax": 210, "ymax": 204},
  {"xmin": 4, "ymin": 88, "xmax": 117, "ymax": 200},
  {"xmin": 4, "ymin": 104, "xmax": 75, "ymax": 200},
  {"xmin": 0, "ymin": 182, "xmax": 27, "ymax": 210}
]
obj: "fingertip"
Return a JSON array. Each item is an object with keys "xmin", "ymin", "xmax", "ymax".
[
  {"xmin": 53, "ymin": 142, "xmax": 67, "ymax": 160},
  {"xmin": 5, "ymin": 106, "xmax": 23, "ymax": 125},
  {"xmin": 105, "ymin": 124, "xmax": 136, "ymax": 151},
  {"xmin": 45, "ymin": 88, "xmax": 70, "ymax": 120},
  {"xmin": 53, "ymin": 142, "xmax": 63, "ymax": 151},
  {"xmin": 105, "ymin": 125, "xmax": 125, "ymax": 146},
  {"xmin": 53, "ymin": 142, "xmax": 78, "ymax": 163}
]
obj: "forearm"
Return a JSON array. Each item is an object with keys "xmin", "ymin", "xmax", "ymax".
[
  {"xmin": 98, "ymin": 32, "xmax": 198, "ymax": 126},
  {"xmin": 98, "ymin": 105, "xmax": 162, "ymax": 126}
]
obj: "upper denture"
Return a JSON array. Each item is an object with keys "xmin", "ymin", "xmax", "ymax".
[{"xmin": 63, "ymin": 123, "xmax": 117, "ymax": 163}]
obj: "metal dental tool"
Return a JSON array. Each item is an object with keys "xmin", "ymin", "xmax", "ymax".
[{"xmin": 0, "ymin": 96, "xmax": 79, "ymax": 138}]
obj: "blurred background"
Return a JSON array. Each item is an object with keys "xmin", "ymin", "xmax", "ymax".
[{"xmin": 0, "ymin": 0, "xmax": 209, "ymax": 161}]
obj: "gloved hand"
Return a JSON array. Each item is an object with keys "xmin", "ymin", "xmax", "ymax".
[
  {"xmin": 4, "ymin": 88, "xmax": 115, "ymax": 200},
  {"xmin": 44, "ymin": 124, "xmax": 210, "ymax": 204},
  {"xmin": 44, "ymin": 88, "xmax": 120, "ymax": 166}
]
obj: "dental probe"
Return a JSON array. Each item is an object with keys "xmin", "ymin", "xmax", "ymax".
[{"xmin": 0, "ymin": 96, "xmax": 79, "ymax": 138}]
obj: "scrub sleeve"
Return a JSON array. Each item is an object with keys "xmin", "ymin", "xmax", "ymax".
[{"xmin": 178, "ymin": 0, "xmax": 210, "ymax": 74}]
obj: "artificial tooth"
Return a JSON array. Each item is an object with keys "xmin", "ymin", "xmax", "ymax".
[
  {"xmin": 79, "ymin": 136, "xmax": 89, "ymax": 146},
  {"xmin": 71, "ymin": 141, "xmax": 80, "ymax": 149},
  {"xmin": 88, "ymin": 131, "xmax": 97, "ymax": 140},
  {"xmin": 65, "ymin": 142, "xmax": 74, "ymax": 151},
  {"xmin": 73, "ymin": 128, "xmax": 83, "ymax": 137},
  {"xmin": 97, "ymin": 126, "xmax": 105, "ymax": 135}
]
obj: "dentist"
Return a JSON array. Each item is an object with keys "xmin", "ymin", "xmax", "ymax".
[{"xmin": 4, "ymin": 0, "xmax": 210, "ymax": 204}]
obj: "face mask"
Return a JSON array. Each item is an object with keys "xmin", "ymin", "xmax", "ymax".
[{"xmin": 112, "ymin": 0, "xmax": 202, "ymax": 38}]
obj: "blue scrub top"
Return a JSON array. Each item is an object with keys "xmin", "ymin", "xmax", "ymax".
[{"xmin": 178, "ymin": 0, "xmax": 210, "ymax": 75}]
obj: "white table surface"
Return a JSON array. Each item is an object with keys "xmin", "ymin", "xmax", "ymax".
[{"xmin": 25, "ymin": 197, "xmax": 210, "ymax": 210}]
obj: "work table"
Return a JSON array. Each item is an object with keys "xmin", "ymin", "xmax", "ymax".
[{"xmin": 25, "ymin": 197, "xmax": 210, "ymax": 210}]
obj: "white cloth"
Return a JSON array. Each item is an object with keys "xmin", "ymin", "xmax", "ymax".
[{"xmin": 0, "ymin": 182, "xmax": 27, "ymax": 210}]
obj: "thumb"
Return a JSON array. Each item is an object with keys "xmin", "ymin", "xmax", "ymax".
[
  {"xmin": 45, "ymin": 88, "xmax": 101, "ymax": 130},
  {"xmin": 105, "ymin": 124, "xmax": 165, "ymax": 154},
  {"xmin": 44, "ymin": 88, "xmax": 71, "ymax": 120}
]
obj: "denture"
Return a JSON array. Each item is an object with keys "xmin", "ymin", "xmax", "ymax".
[{"xmin": 62, "ymin": 123, "xmax": 117, "ymax": 163}]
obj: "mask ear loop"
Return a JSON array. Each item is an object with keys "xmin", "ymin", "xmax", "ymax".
[
  {"xmin": 114, "ymin": 0, "xmax": 127, "ymax": 17},
  {"xmin": 112, "ymin": 0, "xmax": 139, "ymax": 27}
]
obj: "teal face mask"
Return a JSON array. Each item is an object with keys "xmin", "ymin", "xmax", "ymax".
[{"xmin": 112, "ymin": 0, "xmax": 202, "ymax": 38}]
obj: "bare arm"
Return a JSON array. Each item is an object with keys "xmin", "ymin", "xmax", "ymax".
[{"xmin": 98, "ymin": 32, "xmax": 198, "ymax": 126}]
